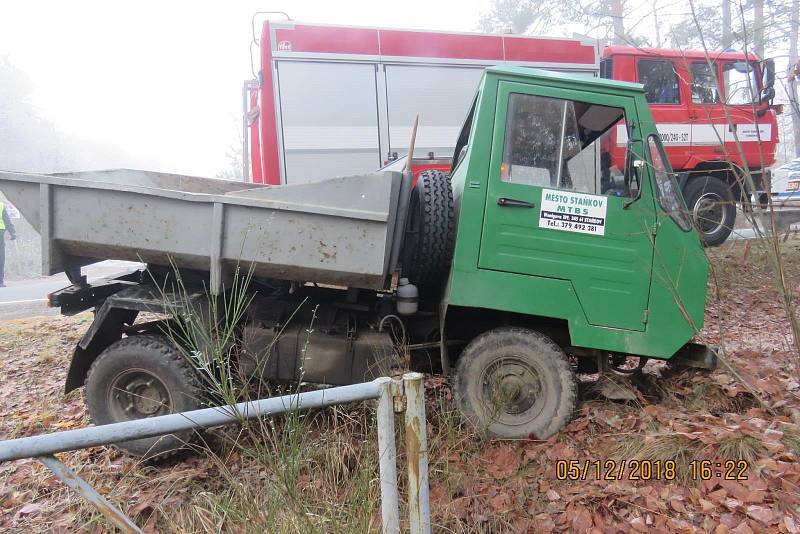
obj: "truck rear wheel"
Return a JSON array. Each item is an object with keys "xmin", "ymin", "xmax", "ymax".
[
  {"xmin": 453, "ymin": 327, "xmax": 577, "ymax": 439},
  {"xmin": 85, "ymin": 335, "xmax": 202, "ymax": 460},
  {"xmin": 402, "ymin": 170, "xmax": 455, "ymax": 292},
  {"xmin": 684, "ymin": 176, "xmax": 735, "ymax": 246}
]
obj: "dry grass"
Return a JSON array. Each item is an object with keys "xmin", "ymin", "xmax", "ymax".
[
  {"xmin": 2, "ymin": 238, "xmax": 800, "ymax": 532},
  {"xmin": 612, "ymin": 432, "xmax": 703, "ymax": 484},
  {"xmin": 715, "ymin": 434, "xmax": 767, "ymax": 464}
]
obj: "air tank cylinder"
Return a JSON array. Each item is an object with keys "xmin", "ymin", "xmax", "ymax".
[{"xmin": 396, "ymin": 278, "xmax": 419, "ymax": 315}]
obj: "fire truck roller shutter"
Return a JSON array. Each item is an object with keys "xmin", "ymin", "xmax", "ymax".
[
  {"xmin": 386, "ymin": 65, "xmax": 485, "ymax": 160},
  {"xmin": 276, "ymin": 61, "xmax": 381, "ymax": 184}
]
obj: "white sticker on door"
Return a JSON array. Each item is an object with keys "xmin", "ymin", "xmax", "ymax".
[{"xmin": 539, "ymin": 189, "xmax": 607, "ymax": 236}]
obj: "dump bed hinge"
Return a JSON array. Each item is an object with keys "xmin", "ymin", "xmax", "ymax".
[{"xmin": 642, "ymin": 309, "xmax": 649, "ymax": 324}]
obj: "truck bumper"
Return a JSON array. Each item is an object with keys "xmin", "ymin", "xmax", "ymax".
[{"xmin": 749, "ymin": 169, "xmax": 771, "ymax": 207}]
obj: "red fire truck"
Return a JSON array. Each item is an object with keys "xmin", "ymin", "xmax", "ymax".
[
  {"xmin": 245, "ymin": 20, "xmax": 778, "ymax": 245},
  {"xmin": 602, "ymin": 46, "xmax": 777, "ymax": 244}
]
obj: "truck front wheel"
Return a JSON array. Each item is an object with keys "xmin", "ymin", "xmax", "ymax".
[
  {"xmin": 453, "ymin": 328, "xmax": 577, "ymax": 439},
  {"xmin": 85, "ymin": 335, "xmax": 202, "ymax": 460},
  {"xmin": 683, "ymin": 176, "xmax": 736, "ymax": 246}
]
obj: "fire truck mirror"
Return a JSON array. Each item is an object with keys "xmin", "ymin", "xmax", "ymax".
[{"xmin": 761, "ymin": 59, "xmax": 775, "ymax": 103}]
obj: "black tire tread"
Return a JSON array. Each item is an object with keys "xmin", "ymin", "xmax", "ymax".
[
  {"xmin": 86, "ymin": 334, "xmax": 202, "ymax": 460},
  {"xmin": 404, "ymin": 170, "xmax": 455, "ymax": 290},
  {"xmin": 453, "ymin": 327, "xmax": 577, "ymax": 439}
]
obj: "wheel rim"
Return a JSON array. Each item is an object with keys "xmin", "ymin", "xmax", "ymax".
[
  {"xmin": 480, "ymin": 356, "xmax": 546, "ymax": 427},
  {"xmin": 107, "ymin": 368, "xmax": 172, "ymax": 421},
  {"xmin": 693, "ymin": 192, "xmax": 727, "ymax": 235}
]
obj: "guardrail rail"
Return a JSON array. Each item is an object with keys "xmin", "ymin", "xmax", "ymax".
[{"xmin": 0, "ymin": 373, "xmax": 430, "ymax": 534}]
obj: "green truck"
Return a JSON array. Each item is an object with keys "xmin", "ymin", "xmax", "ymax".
[{"xmin": 0, "ymin": 66, "xmax": 710, "ymax": 458}]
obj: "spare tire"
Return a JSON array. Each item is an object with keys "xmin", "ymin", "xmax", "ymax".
[{"xmin": 401, "ymin": 170, "xmax": 455, "ymax": 292}]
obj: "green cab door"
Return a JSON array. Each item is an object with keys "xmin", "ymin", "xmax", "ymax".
[{"xmin": 478, "ymin": 81, "xmax": 657, "ymax": 331}]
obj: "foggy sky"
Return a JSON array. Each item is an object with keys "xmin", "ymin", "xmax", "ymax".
[{"xmin": 0, "ymin": 1, "xmax": 491, "ymax": 177}]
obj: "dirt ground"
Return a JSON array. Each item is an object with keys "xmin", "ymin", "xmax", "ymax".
[{"xmin": 1, "ymin": 238, "xmax": 799, "ymax": 533}]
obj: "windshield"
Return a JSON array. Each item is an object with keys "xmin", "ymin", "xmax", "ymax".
[
  {"xmin": 648, "ymin": 135, "xmax": 692, "ymax": 231},
  {"xmin": 723, "ymin": 61, "xmax": 760, "ymax": 105}
]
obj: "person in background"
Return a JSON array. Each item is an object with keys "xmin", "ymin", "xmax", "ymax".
[{"xmin": 0, "ymin": 201, "xmax": 16, "ymax": 287}]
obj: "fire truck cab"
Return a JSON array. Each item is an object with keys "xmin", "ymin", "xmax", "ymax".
[{"xmin": 601, "ymin": 46, "xmax": 778, "ymax": 245}]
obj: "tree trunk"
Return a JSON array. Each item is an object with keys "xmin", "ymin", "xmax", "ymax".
[
  {"xmin": 653, "ymin": 0, "xmax": 662, "ymax": 47},
  {"xmin": 722, "ymin": 0, "xmax": 732, "ymax": 49},
  {"xmin": 610, "ymin": 0, "xmax": 625, "ymax": 44},
  {"xmin": 789, "ymin": 0, "xmax": 800, "ymax": 157},
  {"xmin": 753, "ymin": 0, "xmax": 764, "ymax": 58}
]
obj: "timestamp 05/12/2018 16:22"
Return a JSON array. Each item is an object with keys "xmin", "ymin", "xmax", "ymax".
[{"xmin": 555, "ymin": 459, "xmax": 750, "ymax": 482}]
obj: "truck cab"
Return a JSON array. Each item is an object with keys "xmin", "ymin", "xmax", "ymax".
[
  {"xmin": 440, "ymin": 66, "xmax": 709, "ymax": 437},
  {"xmin": 601, "ymin": 46, "xmax": 779, "ymax": 245}
]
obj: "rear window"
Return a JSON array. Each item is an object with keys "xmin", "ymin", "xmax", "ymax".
[{"xmin": 637, "ymin": 59, "xmax": 681, "ymax": 104}]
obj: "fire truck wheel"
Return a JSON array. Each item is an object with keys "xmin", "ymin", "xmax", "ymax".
[
  {"xmin": 402, "ymin": 170, "xmax": 455, "ymax": 292},
  {"xmin": 85, "ymin": 335, "xmax": 203, "ymax": 461},
  {"xmin": 453, "ymin": 327, "xmax": 577, "ymax": 439},
  {"xmin": 683, "ymin": 176, "xmax": 736, "ymax": 246}
]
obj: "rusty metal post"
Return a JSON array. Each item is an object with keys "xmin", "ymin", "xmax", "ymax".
[
  {"xmin": 38, "ymin": 455, "xmax": 143, "ymax": 534},
  {"xmin": 403, "ymin": 372, "xmax": 430, "ymax": 534},
  {"xmin": 375, "ymin": 377, "xmax": 400, "ymax": 534}
]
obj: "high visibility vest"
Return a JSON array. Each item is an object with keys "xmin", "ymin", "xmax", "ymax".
[{"xmin": 0, "ymin": 202, "xmax": 5, "ymax": 231}]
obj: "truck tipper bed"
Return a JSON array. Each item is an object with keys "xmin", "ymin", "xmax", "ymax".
[{"xmin": 0, "ymin": 168, "xmax": 410, "ymax": 293}]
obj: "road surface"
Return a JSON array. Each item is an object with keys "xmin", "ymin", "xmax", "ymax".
[{"xmin": 0, "ymin": 261, "xmax": 142, "ymax": 320}]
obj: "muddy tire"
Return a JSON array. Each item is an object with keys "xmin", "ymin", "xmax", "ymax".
[
  {"xmin": 683, "ymin": 175, "xmax": 735, "ymax": 246},
  {"xmin": 85, "ymin": 335, "xmax": 202, "ymax": 460},
  {"xmin": 453, "ymin": 327, "xmax": 577, "ymax": 439},
  {"xmin": 402, "ymin": 170, "xmax": 455, "ymax": 292}
]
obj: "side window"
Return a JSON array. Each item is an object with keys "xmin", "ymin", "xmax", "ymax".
[
  {"xmin": 723, "ymin": 61, "xmax": 759, "ymax": 105},
  {"xmin": 690, "ymin": 62, "xmax": 720, "ymax": 104},
  {"xmin": 637, "ymin": 59, "xmax": 681, "ymax": 104},
  {"xmin": 500, "ymin": 93, "xmax": 628, "ymax": 196},
  {"xmin": 647, "ymin": 135, "xmax": 692, "ymax": 231}
]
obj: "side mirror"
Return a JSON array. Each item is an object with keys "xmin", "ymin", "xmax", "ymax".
[
  {"xmin": 623, "ymin": 139, "xmax": 644, "ymax": 209},
  {"xmin": 761, "ymin": 59, "xmax": 775, "ymax": 103}
]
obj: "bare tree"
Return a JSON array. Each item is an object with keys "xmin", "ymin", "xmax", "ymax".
[
  {"xmin": 789, "ymin": 0, "xmax": 800, "ymax": 157},
  {"xmin": 478, "ymin": 0, "xmax": 563, "ymax": 34},
  {"xmin": 722, "ymin": 0, "xmax": 732, "ymax": 49},
  {"xmin": 609, "ymin": 0, "xmax": 625, "ymax": 44},
  {"xmin": 653, "ymin": 0, "xmax": 663, "ymax": 47},
  {"xmin": 753, "ymin": 0, "xmax": 765, "ymax": 57}
]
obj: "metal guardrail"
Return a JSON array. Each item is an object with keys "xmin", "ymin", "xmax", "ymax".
[{"xmin": 0, "ymin": 373, "xmax": 430, "ymax": 534}]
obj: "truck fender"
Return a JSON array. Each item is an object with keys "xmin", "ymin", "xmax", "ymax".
[
  {"xmin": 64, "ymin": 285, "xmax": 179, "ymax": 393},
  {"xmin": 65, "ymin": 302, "xmax": 137, "ymax": 393}
]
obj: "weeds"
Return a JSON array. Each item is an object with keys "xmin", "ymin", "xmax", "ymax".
[
  {"xmin": 613, "ymin": 432, "xmax": 702, "ymax": 484},
  {"xmin": 716, "ymin": 434, "xmax": 766, "ymax": 464}
]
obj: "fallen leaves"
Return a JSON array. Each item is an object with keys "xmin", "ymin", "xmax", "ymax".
[{"xmin": 2, "ymin": 240, "xmax": 800, "ymax": 532}]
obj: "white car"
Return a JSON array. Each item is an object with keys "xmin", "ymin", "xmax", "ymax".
[{"xmin": 772, "ymin": 158, "xmax": 800, "ymax": 202}]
